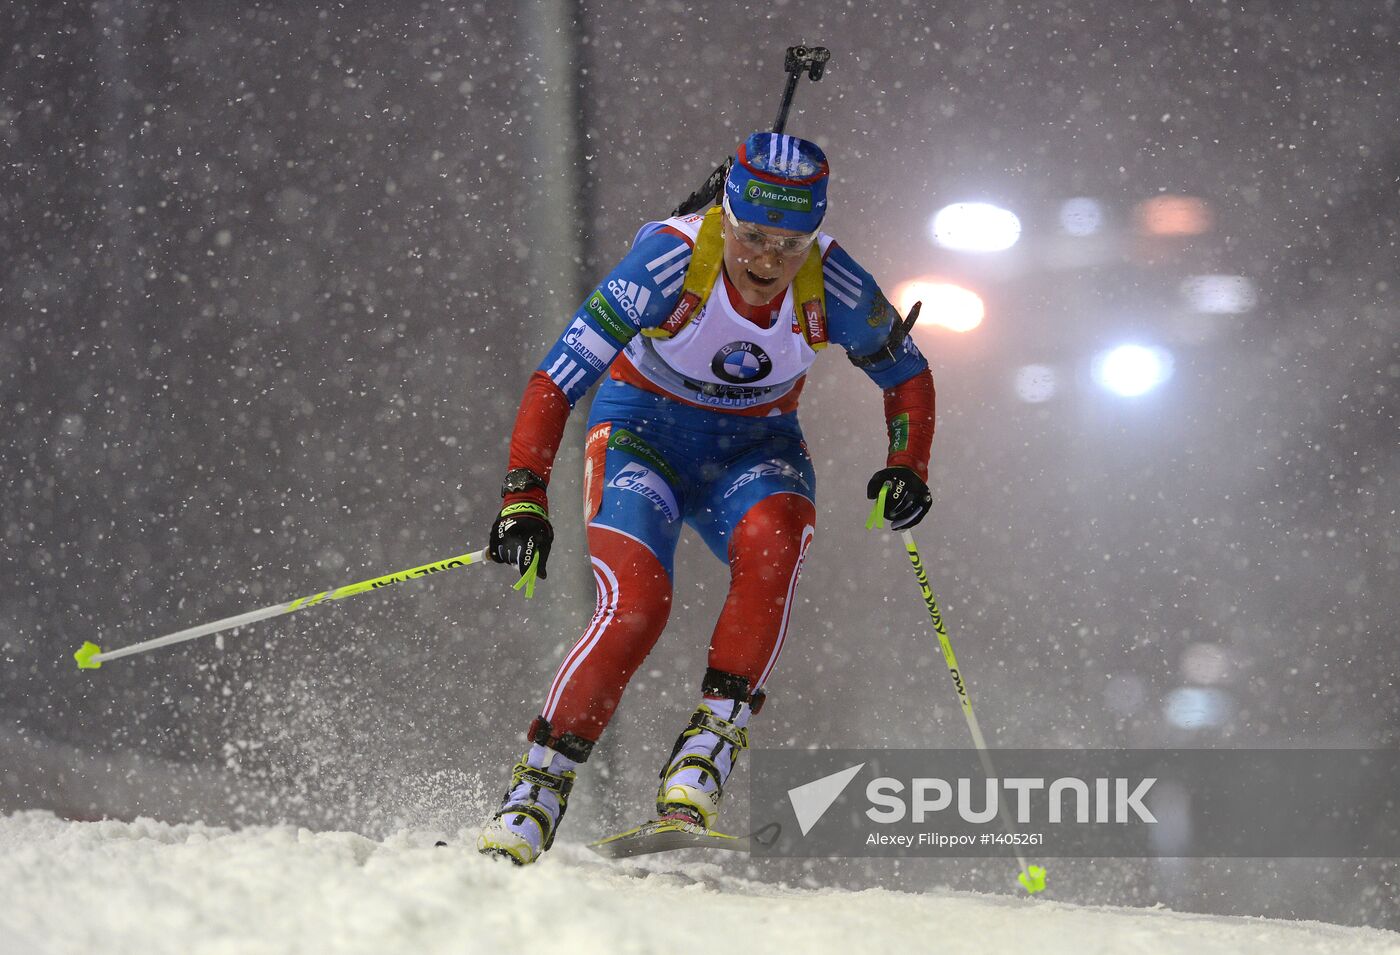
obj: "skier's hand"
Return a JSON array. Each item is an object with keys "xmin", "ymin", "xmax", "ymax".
[
  {"xmin": 866, "ymin": 466, "xmax": 932, "ymax": 530},
  {"xmin": 489, "ymin": 502, "xmax": 553, "ymax": 579}
]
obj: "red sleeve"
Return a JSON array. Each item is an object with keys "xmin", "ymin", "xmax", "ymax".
[
  {"xmin": 883, "ymin": 368, "xmax": 935, "ymax": 481},
  {"xmin": 502, "ymin": 370, "xmax": 572, "ymax": 509}
]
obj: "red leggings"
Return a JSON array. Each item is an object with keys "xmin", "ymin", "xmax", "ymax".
[{"xmin": 533, "ymin": 492, "xmax": 816, "ymax": 749}]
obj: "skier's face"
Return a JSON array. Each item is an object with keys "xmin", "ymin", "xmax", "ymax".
[{"xmin": 722, "ymin": 205, "xmax": 816, "ymax": 306}]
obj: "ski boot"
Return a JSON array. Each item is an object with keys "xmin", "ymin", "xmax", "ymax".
[
  {"xmin": 656, "ymin": 696, "xmax": 751, "ymax": 829},
  {"xmin": 477, "ymin": 744, "xmax": 576, "ymax": 865}
]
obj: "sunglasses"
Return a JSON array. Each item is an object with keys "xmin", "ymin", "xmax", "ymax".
[{"xmin": 722, "ymin": 197, "xmax": 818, "ymax": 257}]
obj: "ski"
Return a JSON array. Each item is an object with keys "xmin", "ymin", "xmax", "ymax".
[{"xmin": 587, "ymin": 818, "xmax": 781, "ymax": 860}]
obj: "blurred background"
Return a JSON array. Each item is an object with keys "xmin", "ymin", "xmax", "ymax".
[{"xmin": 2, "ymin": 0, "xmax": 1396, "ymax": 929}]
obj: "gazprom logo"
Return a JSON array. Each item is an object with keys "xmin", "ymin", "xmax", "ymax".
[
  {"xmin": 608, "ymin": 463, "xmax": 678, "ymax": 521},
  {"xmin": 562, "ymin": 317, "xmax": 618, "ymax": 372}
]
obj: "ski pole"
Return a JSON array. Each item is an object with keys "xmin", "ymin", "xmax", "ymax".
[
  {"xmin": 868, "ymin": 488, "xmax": 1047, "ymax": 895},
  {"xmin": 73, "ymin": 549, "xmax": 489, "ymax": 670}
]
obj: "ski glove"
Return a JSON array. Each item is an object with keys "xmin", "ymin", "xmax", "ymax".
[
  {"xmin": 866, "ymin": 466, "xmax": 933, "ymax": 531},
  {"xmin": 489, "ymin": 502, "xmax": 553, "ymax": 579}
]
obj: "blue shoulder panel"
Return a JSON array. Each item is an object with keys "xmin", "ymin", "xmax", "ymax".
[
  {"xmin": 822, "ymin": 242, "xmax": 929, "ymax": 389},
  {"xmin": 536, "ymin": 227, "xmax": 692, "ymax": 405}
]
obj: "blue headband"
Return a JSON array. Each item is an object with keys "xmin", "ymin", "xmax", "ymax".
[{"xmin": 723, "ymin": 132, "xmax": 829, "ymax": 233}]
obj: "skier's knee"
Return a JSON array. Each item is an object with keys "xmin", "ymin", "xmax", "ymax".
[
  {"xmin": 589, "ymin": 526, "xmax": 675, "ymax": 634},
  {"xmin": 728, "ymin": 493, "xmax": 817, "ymax": 570}
]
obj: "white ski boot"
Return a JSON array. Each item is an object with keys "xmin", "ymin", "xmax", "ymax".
[
  {"xmin": 478, "ymin": 744, "xmax": 576, "ymax": 865},
  {"xmin": 656, "ymin": 698, "xmax": 751, "ymax": 829}
]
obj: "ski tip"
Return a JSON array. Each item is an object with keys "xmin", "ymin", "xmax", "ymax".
[
  {"xmin": 74, "ymin": 641, "xmax": 103, "ymax": 670},
  {"xmin": 1018, "ymin": 864, "xmax": 1047, "ymax": 895}
]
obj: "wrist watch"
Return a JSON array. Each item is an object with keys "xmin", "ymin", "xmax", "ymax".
[{"xmin": 500, "ymin": 468, "xmax": 547, "ymax": 497}]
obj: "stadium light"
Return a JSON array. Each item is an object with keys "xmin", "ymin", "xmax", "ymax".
[
  {"xmin": 930, "ymin": 202, "xmax": 1021, "ymax": 252},
  {"xmin": 1014, "ymin": 364, "xmax": 1057, "ymax": 403},
  {"xmin": 1059, "ymin": 197, "xmax": 1104, "ymax": 237},
  {"xmin": 1164, "ymin": 686, "xmax": 1232, "ymax": 730},
  {"xmin": 1135, "ymin": 195, "xmax": 1212, "ymax": 236},
  {"xmin": 1091, "ymin": 344, "xmax": 1174, "ymax": 397},
  {"xmin": 891, "ymin": 279, "xmax": 984, "ymax": 333}
]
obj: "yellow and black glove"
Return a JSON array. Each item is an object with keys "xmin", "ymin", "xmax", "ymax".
[
  {"xmin": 489, "ymin": 502, "xmax": 552, "ymax": 579},
  {"xmin": 866, "ymin": 466, "xmax": 932, "ymax": 531}
]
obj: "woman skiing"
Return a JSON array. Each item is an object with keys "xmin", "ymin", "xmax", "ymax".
[{"xmin": 478, "ymin": 132, "xmax": 935, "ymax": 864}]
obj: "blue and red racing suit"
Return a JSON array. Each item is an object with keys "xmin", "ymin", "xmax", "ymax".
[{"xmin": 502, "ymin": 213, "xmax": 934, "ymax": 749}]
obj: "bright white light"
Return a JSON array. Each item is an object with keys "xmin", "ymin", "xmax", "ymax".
[
  {"xmin": 1059, "ymin": 198, "xmax": 1103, "ymax": 237},
  {"xmin": 1180, "ymin": 275, "xmax": 1258, "ymax": 314},
  {"xmin": 1014, "ymin": 364, "xmax": 1057, "ymax": 403},
  {"xmin": 1092, "ymin": 344, "xmax": 1174, "ymax": 397},
  {"xmin": 930, "ymin": 202, "xmax": 1021, "ymax": 252},
  {"xmin": 1164, "ymin": 686, "xmax": 1232, "ymax": 730},
  {"xmin": 891, "ymin": 279, "xmax": 984, "ymax": 333}
]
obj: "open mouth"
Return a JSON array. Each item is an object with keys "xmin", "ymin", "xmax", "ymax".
[{"xmin": 746, "ymin": 269, "xmax": 778, "ymax": 287}]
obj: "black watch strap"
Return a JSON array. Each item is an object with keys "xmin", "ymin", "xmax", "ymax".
[{"xmin": 501, "ymin": 467, "xmax": 547, "ymax": 498}]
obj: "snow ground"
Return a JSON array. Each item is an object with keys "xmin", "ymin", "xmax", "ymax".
[{"xmin": 1, "ymin": 811, "xmax": 1397, "ymax": 955}]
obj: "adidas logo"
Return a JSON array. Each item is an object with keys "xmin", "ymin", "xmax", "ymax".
[{"xmin": 607, "ymin": 279, "xmax": 652, "ymax": 324}]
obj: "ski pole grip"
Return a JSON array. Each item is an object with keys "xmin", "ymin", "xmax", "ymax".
[{"xmin": 865, "ymin": 483, "xmax": 891, "ymax": 531}]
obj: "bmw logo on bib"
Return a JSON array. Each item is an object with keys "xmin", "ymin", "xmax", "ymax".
[{"xmin": 711, "ymin": 341, "xmax": 773, "ymax": 384}]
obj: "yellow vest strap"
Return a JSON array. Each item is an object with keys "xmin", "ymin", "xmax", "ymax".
[
  {"xmin": 645, "ymin": 206, "xmax": 827, "ymax": 350},
  {"xmin": 793, "ymin": 244, "xmax": 828, "ymax": 350},
  {"xmin": 644, "ymin": 207, "xmax": 726, "ymax": 339}
]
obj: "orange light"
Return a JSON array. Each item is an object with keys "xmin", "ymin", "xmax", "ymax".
[
  {"xmin": 891, "ymin": 279, "xmax": 984, "ymax": 333},
  {"xmin": 1135, "ymin": 195, "xmax": 1213, "ymax": 236}
]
